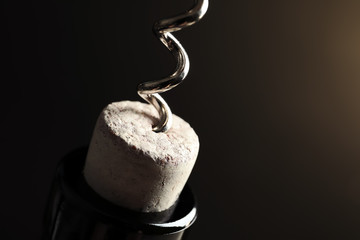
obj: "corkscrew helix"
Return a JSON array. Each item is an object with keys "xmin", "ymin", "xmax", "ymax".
[{"xmin": 137, "ymin": 0, "xmax": 209, "ymax": 133}]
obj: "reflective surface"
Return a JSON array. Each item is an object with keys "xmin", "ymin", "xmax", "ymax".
[
  {"xmin": 137, "ymin": 0, "xmax": 208, "ymax": 132},
  {"xmin": 42, "ymin": 148, "xmax": 197, "ymax": 240}
]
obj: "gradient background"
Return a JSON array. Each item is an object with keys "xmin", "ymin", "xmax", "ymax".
[{"xmin": 2, "ymin": 0, "xmax": 360, "ymax": 239}]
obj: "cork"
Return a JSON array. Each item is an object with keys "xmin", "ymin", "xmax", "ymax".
[{"xmin": 84, "ymin": 101, "xmax": 199, "ymax": 212}]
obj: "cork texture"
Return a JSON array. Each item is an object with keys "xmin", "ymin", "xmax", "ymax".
[{"xmin": 84, "ymin": 101, "xmax": 199, "ymax": 212}]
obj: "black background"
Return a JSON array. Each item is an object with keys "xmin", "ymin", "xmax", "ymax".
[{"xmin": 3, "ymin": 1, "xmax": 360, "ymax": 239}]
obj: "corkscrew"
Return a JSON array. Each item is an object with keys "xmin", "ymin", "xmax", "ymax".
[{"xmin": 137, "ymin": 0, "xmax": 209, "ymax": 133}]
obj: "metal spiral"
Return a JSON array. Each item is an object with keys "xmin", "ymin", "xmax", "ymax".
[{"xmin": 137, "ymin": 0, "xmax": 209, "ymax": 133}]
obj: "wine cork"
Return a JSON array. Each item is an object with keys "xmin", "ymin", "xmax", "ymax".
[{"xmin": 84, "ymin": 101, "xmax": 199, "ymax": 212}]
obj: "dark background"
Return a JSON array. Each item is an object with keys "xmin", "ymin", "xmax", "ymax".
[{"xmin": 2, "ymin": 0, "xmax": 360, "ymax": 239}]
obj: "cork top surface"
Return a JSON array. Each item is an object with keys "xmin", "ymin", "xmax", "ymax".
[{"xmin": 101, "ymin": 101, "xmax": 199, "ymax": 165}]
